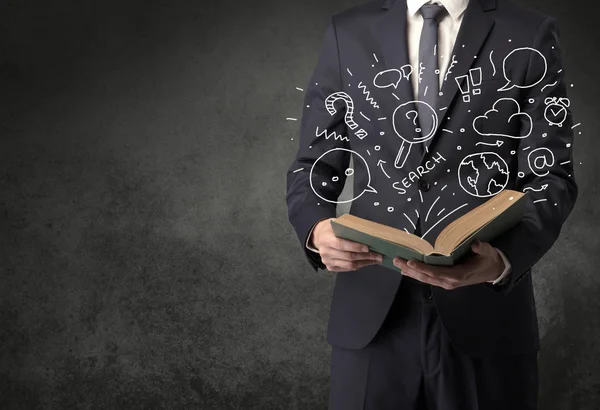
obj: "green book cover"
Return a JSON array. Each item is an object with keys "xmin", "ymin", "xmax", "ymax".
[{"xmin": 330, "ymin": 193, "xmax": 526, "ymax": 271}]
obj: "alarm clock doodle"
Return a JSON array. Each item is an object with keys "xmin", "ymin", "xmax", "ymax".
[{"xmin": 544, "ymin": 97, "xmax": 570, "ymax": 127}]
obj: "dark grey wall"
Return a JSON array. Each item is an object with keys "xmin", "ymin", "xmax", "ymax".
[{"xmin": 0, "ymin": 0, "xmax": 598, "ymax": 408}]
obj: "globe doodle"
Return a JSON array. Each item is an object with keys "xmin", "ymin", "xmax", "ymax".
[{"xmin": 458, "ymin": 152, "xmax": 510, "ymax": 198}]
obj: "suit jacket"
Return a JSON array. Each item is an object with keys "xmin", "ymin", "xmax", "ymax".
[{"xmin": 286, "ymin": 0, "xmax": 578, "ymax": 357}]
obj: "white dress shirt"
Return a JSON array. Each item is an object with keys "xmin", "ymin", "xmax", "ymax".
[{"xmin": 305, "ymin": 0, "xmax": 512, "ymax": 285}]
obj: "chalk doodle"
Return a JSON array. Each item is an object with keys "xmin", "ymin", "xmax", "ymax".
[
  {"xmin": 325, "ymin": 92, "xmax": 368, "ymax": 139},
  {"xmin": 393, "ymin": 101, "xmax": 439, "ymax": 168},
  {"xmin": 373, "ymin": 65, "xmax": 413, "ymax": 89},
  {"xmin": 454, "ymin": 67, "xmax": 483, "ymax": 103},
  {"xmin": 497, "ymin": 47, "xmax": 548, "ymax": 92},
  {"xmin": 315, "ymin": 126, "xmax": 350, "ymax": 142},
  {"xmin": 473, "ymin": 98, "xmax": 533, "ymax": 139},
  {"xmin": 527, "ymin": 147, "xmax": 555, "ymax": 177},
  {"xmin": 309, "ymin": 148, "xmax": 377, "ymax": 204},
  {"xmin": 543, "ymin": 97, "xmax": 570, "ymax": 127},
  {"xmin": 458, "ymin": 152, "xmax": 510, "ymax": 198},
  {"xmin": 357, "ymin": 81, "xmax": 380, "ymax": 109}
]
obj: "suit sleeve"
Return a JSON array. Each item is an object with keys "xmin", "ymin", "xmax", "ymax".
[
  {"xmin": 286, "ymin": 17, "xmax": 351, "ymax": 272},
  {"xmin": 487, "ymin": 17, "xmax": 578, "ymax": 295}
]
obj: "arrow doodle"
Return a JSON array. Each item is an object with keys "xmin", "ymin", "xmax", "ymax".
[
  {"xmin": 377, "ymin": 159, "xmax": 391, "ymax": 179},
  {"xmin": 475, "ymin": 140, "xmax": 505, "ymax": 147},
  {"xmin": 523, "ymin": 184, "xmax": 549, "ymax": 193}
]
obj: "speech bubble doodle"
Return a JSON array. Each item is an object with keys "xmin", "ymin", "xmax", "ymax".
[
  {"xmin": 309, "ymin": 148, "xmax": 377, "ymax": 204},
  {"xmin": 473, "ymin": 98, "xmax": 533, "ymax": 139},
  {"xmin": 497, "ymin": 47, "xmax": 548, "ymax": 92},
  {"xmin": 373, "ymin": 69, "xmax": 403, "ymax": 89},
  {"xmin": 373, "ymin": 64, "xmax": 413, "ymax": 90},
  {"xmin": 527, "ymin": 147, "xmax": 555, "ymax": 177}
]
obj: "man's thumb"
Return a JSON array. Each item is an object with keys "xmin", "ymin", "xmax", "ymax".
[{"xmin": 471, "ymin": 239, "xmax": 491, "ymax": 255}]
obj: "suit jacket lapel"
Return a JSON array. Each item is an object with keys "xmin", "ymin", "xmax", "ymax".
[
  {"xmin": 418, "ymin": 0, "xmax": 496, "ymax": 163},
  {"xmin": 376, "ymin": 0, "xmax": 421, "ymax": 170}
]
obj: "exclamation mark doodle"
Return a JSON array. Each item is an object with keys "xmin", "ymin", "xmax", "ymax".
[
  {"xmin": 469, "ymin": 67, "xmax": 482, "ymax": 95},
  {"xmin": 455, "ymin": 75, "xmax": 471, "ymax": 102}
]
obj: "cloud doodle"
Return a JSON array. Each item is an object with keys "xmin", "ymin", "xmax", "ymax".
[{"xmin": 473, "ymin": 98, "xmax": 533, "ymax": 139}]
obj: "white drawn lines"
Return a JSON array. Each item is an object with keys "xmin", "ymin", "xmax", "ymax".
[
  {"xmin": 293, "ymin": 168, "xmax": 304, "ymax": 173},
  {"xmin": 360, "ymin": 112, "xmax": 372, "ymax": 121},
  {"xmin": 404, "ymin": 213, "xmax": 417, "ymax": 230},
  {"xmin": 425, "ymin": 195, "xmax": 441, "ymax": 222},
  {"xmin": 422, "ymin": 203, "xmax": 469, "ymax": 239},
  {"xmin": 489, "ymin": 50, "xmax": 496, "ymax": 76},
  {"xmin": 541, "ymin": 81, "xmax": 557, "ymax": 93}
]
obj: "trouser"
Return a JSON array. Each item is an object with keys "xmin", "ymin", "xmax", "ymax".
[{"xmin": 328, "ymin": 274, "xmax": 538, "ymax": 410}]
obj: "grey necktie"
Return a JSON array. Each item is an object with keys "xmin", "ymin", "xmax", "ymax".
[{"xmin": 417, "ymin": 3, "xmax": 446, "ymax": 139}]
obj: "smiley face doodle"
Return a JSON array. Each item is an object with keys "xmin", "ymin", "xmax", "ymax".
[{"xmin": 544, "ymin": 97, "xmax": 570, "ymax": 127}]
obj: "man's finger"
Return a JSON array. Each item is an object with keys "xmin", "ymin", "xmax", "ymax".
[
  {"xmin": 330, "ymin": 237, "xmax": 370, "ymax": 253},
  {"xmin": 327, "ymin": 258, "xmax": 381, "ymax": 272},
  {"xmin": 324, "ymin": 248, "xmax": 382, "ymax": 262}
]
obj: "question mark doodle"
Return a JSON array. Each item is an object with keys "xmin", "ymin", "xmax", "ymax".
[
  {"xmin": 405, "ymin": 110, "xmax": 421, "ymax": 133},
  {"xmin": 325, "ymin": 92, "xmax": 368, "ymax": 139}
]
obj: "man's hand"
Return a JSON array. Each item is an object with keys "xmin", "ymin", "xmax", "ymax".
[
  {"xmin": 393, "ymin": 240, "xmax": 505, "ymax": 290},
  {"xmin": 311, "ymin": 218, "xmax": 383, "ymax": 272}
]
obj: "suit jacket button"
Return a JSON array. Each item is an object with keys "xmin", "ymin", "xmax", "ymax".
[
  {"xmin": 424, "ymin": 286, "xmax": 433, "ymax": 299},
  {"xmin": 418, "ymin": 179, "xmax": 430, "ymax": 192}
]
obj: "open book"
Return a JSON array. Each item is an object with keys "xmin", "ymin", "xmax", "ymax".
[{"xmin": 330, "ymin": 189, "xmax": 526, "ymax": 270}]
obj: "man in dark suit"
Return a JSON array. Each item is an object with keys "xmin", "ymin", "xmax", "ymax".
[{"xmin": 286, "ymin": 0, "xmax": 578, "ymax": 408}]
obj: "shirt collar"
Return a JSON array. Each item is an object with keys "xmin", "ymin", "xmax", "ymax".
[{"xmin": 406, "ymin": 0, "xmax": 470, "ymax": 21}]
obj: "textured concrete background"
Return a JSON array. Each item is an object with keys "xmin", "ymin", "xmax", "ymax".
[{"xmin": 0, "ymin": 0, "xmax": 598, "ymax": 408}]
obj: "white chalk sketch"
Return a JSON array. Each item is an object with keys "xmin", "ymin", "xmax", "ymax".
[
  {"xmin": 543, "ymin": 97, "xmax": 570, "ymax": 127},
  {"xmin": 373, "ymin": 65, "xmax": 413, "ymax": 89},
  {"xmin": 418, "ymin": 62, "xmax": 426, "ymax": 84},
  {"xmin": 527, "ymin": 147, "xmax": 555, "ymax": 177},
  {"xmin": 489, "ymin": 50, "xmax": 496, "ymax": 76},
  {"xmin": 541, "ymin": 80, "xmax": 557, "ymax": 93},
  {"xmin": 325, "ymin": 92, "xmax": 368, "ymax": 139},
  {"xmin": 458, "ymin": 152, "xmax": 510, "ymax": 197},
  {"xmin": 523, "ymin": 184, "xmax": 549, "ymax": 193},
  {"xmin": 377, "ymin": 159, "xmax": 391, "ymax": 179},
  {"xmin": 444, "ymin": 55, "xmax": 458, "ymax": 82},
  {"xmin": 475, "ymin": 140, "xmax": 504, "ymax": 147},
  {"xmin": 421, "ymin": 203, "xmax": 469, "ymax": 239},
  {"xmin": 309, "ymin": 148, "xmax": 377, "ymax": 204},
  {"xmin": 425, "ymin": 195, "xmax": 441, "ymax": 222},
  {"xmin": 455, "ymin": 75, "xmax": 471, "ymax": 102},
  {"xmin": 497, "ymin": 48, "xmax": 548, "ymax": 92},
  {"xmin": 357, "ymin": 81, "xmax": 380, "ymax": 109},
  {"xmin": 473, "ymin": 98, "xmax": 533, "ymax": 139},
  {"xmin": 392, "ymin": 101, "xmax": 439, "ymax": 168},
  {"xmin": 470, "ymin": 67, "xmax": 482, "ymax": 95},
  {"xmin": 315, "ymin": 126, "xmax": 350, "ymax": 142}
]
